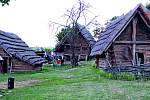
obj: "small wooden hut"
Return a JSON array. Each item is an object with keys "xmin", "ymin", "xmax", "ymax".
[
  {"xmin": 0, "ymin": 30, "xmax": 47, "ymax": 73},
  {"xmin": 91, "ymin": 4, "xmax": 150, "ymax": 68},
  {"xmin": 55, "ymin": 24, "xmax": 96, "ymax": 62}
]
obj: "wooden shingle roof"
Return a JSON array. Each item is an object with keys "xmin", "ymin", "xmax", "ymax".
[
  {"xmin": 55, "ymin": 23, "xmax": 96, "ymax": 51},
  {"xmin": 90, "ymin": 4, "xmax": 150, "ymax": 56},
  {"xmin": 76, "ymin": 24, "xmax": 96, "ymax": 48},
  {"xmin": 0, "ymin": 30, "xmax": 47, "ymax": 65}
]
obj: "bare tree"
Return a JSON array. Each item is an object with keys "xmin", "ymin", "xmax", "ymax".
[
  {"xmin": 92, "ymin": 20, "xmax": 105, "ymax": 38},
  {"xmin": 49, "ymin": 0, "xmax": 97, "ymax": 67}
]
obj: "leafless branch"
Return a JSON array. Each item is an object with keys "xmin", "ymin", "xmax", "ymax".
[
  {"xmin": 81, "ymin": 15, "xmax": 98, "ymax": 30},
  {"xmin": 49, "ymin": 0, "xmax": 99, "ymax": 67},
  {"xmin": 49, "ymin": 21, "xmax": 68, "ymax": 27}
]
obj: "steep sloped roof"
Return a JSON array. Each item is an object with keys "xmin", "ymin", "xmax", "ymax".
[
  {"xmin": 90, "ymin": 4, "xmax": 150, "ymax": 56},
  {"xmin": 55, "ymin": 23, "xmax": 96, "ymax": 51},
  {"xmin": 0, "ymin": 30, "xmax": 47, "ymax": 65},
  {"xmin": 76, "ymin": 24, "xmax": 96, "ymax": 48}
]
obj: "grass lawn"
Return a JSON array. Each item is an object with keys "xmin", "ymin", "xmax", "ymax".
[{"xmin": 1, "ymin": 61, "xmax": 150, "ymax": 100}]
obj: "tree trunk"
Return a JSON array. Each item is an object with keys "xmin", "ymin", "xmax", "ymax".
[
  {"xmin": 70, "ymin": 26, "xmax": 78, "ymax": 67},
  {"xmin": 71, "ymin": 52, "xmax": 78, "ymax": 67}
]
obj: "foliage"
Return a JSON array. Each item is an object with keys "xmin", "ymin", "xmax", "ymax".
[
  {"xmin": 104, "ymin": 16, "xmax": 118, "ymax": 26},
  {"xmin": 92, "ymin": 20, "xmax": 105, "ymax": 38},
  {"xmin": 31, "ymin": 47, "xmax": 53, "ymax": 53},
  {"xmin": 31, "ymin": 47, "xmax": 44, "ymax": 52},
  {"xmin": 110, "ymin": 16, "xmax": 118, "ymax": 21},
  {"xmin": 44, "ymin": 47, "xmax": 53, "ymax": 53},
  {"xmin": 93, "ymin": 16, "xmax": 118, "ymax": 38},
  {"xmin": 146, "ymin": 3, "xmax": 150, "ymax": 11},
  {"xmin": 111, "ymin": 72, "xmax": 135, "ymax": 81},
  {"xmin": 0, "ymin": 0, "xmax": 11, "ymax": 6},
  {"xmin": 98, "ymin": 69, "xmax": 135, "ymax": 81},
  {"xmin": 56, "ymin": 27, "xmax": 72, "ymax": 42}
]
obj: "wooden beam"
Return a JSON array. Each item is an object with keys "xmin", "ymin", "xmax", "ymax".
[
  {"xmin": 132, "ymin": 18, "xmax": 137, "ymax": 66},
  {"xmin": 114, "ymin": 41, "xmax": 150, "ymax": 44},
  {"xmin": 78, "ymin": 55, "xmax": 81, "ymax": 61},
  {"xmin": 138, "ymin": 12, "xmax": 150, "ymax": 29},
  {"xmin": 105, "ymin": 52, "xmax": 112, "ymax": 67},
  {"xmin": 105, "ymin": 10, "xmax": 137, "ymax": 51},
  {"xmin": 85, "ymin": 55, "xmax": 88, "ymax": 61}
]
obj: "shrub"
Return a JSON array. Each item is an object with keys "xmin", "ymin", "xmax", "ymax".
[
  {"xmin": 44, "ymin": 47, "xmax": 53, "ymax": 53},
  {"xmin": 110, "ymin": 72, "xmax": 135, "ymax": 81},
  {"xmin": 98, "ymin": 69, "xmax": 135, "ymax": 81}
]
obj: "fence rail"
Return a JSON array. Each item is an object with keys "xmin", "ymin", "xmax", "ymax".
[{"xmin": 101, "ymin": 64, "xmax": 150, "ymax": 78}]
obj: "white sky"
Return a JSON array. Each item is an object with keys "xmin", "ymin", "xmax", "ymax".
[{"xmin": 0, "ymin": 0, "xmax": 149, "ymax": 47}]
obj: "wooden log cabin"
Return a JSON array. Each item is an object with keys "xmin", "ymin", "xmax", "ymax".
[
  {"xmin": 91, "ymin": 4, "xmax": 150, "ymax": 68},
  {"xmin": 0, "ymin": 30, "xmax": 47, "ymax": 73},
  {"xmin": 55, "ymin": 24, "xmax": 96, "ymax": 63}
]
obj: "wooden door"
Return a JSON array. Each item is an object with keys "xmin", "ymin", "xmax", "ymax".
[{"xmin": 2, "ymin": 57, "xmax": 7, "ymax": 73}]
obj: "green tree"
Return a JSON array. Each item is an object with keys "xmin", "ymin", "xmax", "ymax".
[
  {"xmin": 146, "ymin": 3, "xmax": 150, "ymax": 10},
  {"xmin": 110, "ymin": 16, "xmax": 118, "ymax": 21},
  {"xmin": 0, "ymin": 0, "xmax": 11, "ymax": 6},
  {"xmin": 56, "ymin": 27, "xmax": 71, "ymax": 42},
  {"xmin": 93, "ymin": 16, "xmax": 118, "ymax": 38},
  {"xmin": 44, "ymin": 47, "xmax": 53, "ymax": 53}
]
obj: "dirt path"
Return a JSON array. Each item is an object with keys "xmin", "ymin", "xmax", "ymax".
[{"xmin": 0, "ymin": 79, "xmax": 42, "ymax": 89}]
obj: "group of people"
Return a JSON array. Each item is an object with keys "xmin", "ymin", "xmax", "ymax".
[{"xmin": 44, "ymin": 52, "xmax": 64, "ymax": 66}]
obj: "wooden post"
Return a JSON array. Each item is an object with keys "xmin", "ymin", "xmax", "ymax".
[
  {"xmin": 106, "ymin": 52, "xmax": 112, "ymax": 67},
  {"xmin": 85, "ymin": 55, "xmax": 88, "ymax": 61},
  {"xmin": 132, "ymin": 18, "xmax": 137, "ymax": 66},
  {"xmin": 96, "ymin": 57, "xmax": 99, "ymax": 68},
  {"xmin": 78, "ymin": 55, "xmax": 80, "ymax": 62},
  {"xmin": 132, "ymin": 44, "xmax": 136, "ymax": 66}
]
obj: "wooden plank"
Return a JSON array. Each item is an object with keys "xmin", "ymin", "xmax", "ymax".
[
  {"xmin": 133, "ymin": 44, "xmax": 136, "ymax": 66},
  {"xmin": 132, "ymin": 18, "xmax": 137, "ymax": 66},
  {"xmin": 114, "ymin": 41, "xmax": 150, "ymax": 44},
  {"xmin": 138, "ymin": 12, "xmax": 150, "ymax": 29}
]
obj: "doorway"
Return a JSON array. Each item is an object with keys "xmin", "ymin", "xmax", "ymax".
[
  {"xmin": 2, "ymin": 57, "xmax": 7, "ymax": 73},
  {"xmin": 136, "ymin": 52, "xmax": 144, "ymax": 65}
]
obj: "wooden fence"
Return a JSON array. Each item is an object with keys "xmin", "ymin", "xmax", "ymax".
[{"xmin": 101, "ymin": 64, "xmax": 150, "ymax": 78}]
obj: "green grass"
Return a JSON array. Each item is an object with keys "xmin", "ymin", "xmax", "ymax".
[{"xmin": 1, "ymin": 61, "xmax": 150, "ymax": 100}]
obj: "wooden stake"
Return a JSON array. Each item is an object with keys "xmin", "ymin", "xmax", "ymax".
[{"xmin": 132, "ymin": 18, "xmax": 137, "ymax": 66}]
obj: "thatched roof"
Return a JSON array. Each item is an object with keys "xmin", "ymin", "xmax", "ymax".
[
  {"xmin": 90, "ymin": 4, "xmax": 150, "ymax": 56},
  {"xmin": 55, "ymin": 23, "xmax": 96, "ymax": 51},
  {"xmin": 0, "ymin": 30, "xmax": 47, "ymax": 65}
]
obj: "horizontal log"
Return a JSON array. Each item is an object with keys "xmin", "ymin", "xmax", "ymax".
[
  {"xmin": 114, "ymin": 41, "xmax": 150, "ymax": 44},
  {"xmin": 12, "ymin": 69, "xmax": 41, "ymax": 72}
]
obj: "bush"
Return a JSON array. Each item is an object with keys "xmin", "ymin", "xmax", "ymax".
[
  {"xmin": 44, "ymin": 47, "xmax": 53, "ymax": 53},
  {"xmin": 111, "ymin": 72, "xmax": 135, "ymax": 81},
  {"xmin": 98, "ymin": 70, "xmax": 135, "ymax": 81}
]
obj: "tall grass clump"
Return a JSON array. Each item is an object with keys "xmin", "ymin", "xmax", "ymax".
[{"xmin": 98, "ymin": 69, "xmax": 135, "ymax": 81}]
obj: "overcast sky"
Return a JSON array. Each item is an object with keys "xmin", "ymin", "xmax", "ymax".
[{"xmin": 0, "ymin": 0, "xmax": 149, "ymax": 47}]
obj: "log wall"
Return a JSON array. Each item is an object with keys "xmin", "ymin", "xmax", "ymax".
[
  {"xmin": 0, "ymin": 48, "xmax": 9, "ymax": 57},
  {"xmin": 11, "ymin": 58, "xmax": 41, "ymax": 72},
  {"xmin": 0, "ymin": 47, "xmax": 41, "ymax": 73},
  {"xmin": 96, "ymin": 58, "xmax": 109, "ymax": 68},
  {"xmin": 112, "ymin": 44, "xmax": 132, "ymax": 66},
  {"xmin": 116, "ymin": 22, "xmax": 132, "ymax": 41},
  {"xmin": 63, "ymin": 32, "xmax": 90, "ymax": 61},
  {"xmin": 136, "ymin": 15, "xmax": 150, "ymax": 41}
]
